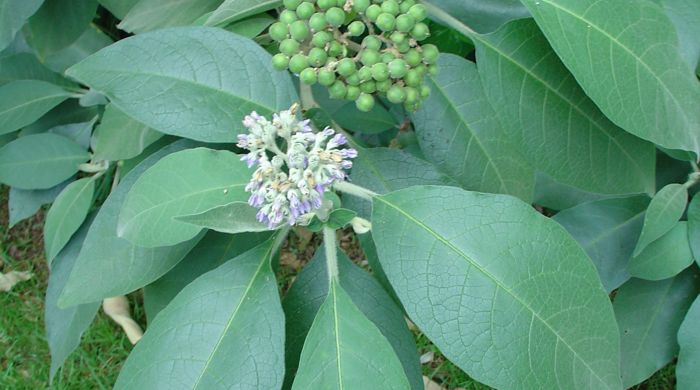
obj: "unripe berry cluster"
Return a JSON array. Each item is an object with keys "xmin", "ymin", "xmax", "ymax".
[{"xmin": 271, "ymin": 0, "xmax": 439, "ymax": 112}]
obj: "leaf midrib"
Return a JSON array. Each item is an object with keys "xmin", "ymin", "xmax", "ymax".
[
  {"xmin": 376, "ymin": 195, "xmax": 613, "ymax": 389},
  {"xmin": 46, "ymin": 179, "xmax": 93, "ymax": 261},
  {"xmin": 0, "ymin": 90, "xmax": 68, "ymax": 118}
]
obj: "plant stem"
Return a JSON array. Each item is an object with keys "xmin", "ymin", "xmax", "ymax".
[
  {"xmin": 333, "ymin": 181, "xmax": 378, "ymax": 201},
  {"xmin": 323, "ymin": 226, "xmax": 339, "ymax": 283}
]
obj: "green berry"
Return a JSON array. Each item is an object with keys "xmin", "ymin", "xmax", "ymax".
[
  {"xmin": 279, "ymin": 39, "xmax": 300, "ymax": 56},
  {"xmin": 356, "ymin": 93, "xmax": 375, "ymax": 112},
  {"xmin": 375, "ymin": 79, "xmax": 392, "ymax": 92},
  {"xmin": 365, "ymin": 4, "xmax": 382, "ymax": 21},
  {"xmin": 404, "ymin": 48, "xmax": 422, "ymax": 67},
  {"xmin": 336, "ymin": 58, "xmax": 357, "ymax": 77},
  {"xmin": 428, "ymin": 64, "xmax": 439, "ymax": 76},
  {"xmin": 309, "ymin": 13, "xmax": 328, "ymax": 31},
  {"xmin": 395, "ymin": 39, "xmax": 411, "ymax": 53},
  {"xmin": 290, "ymin": 21, "xmax": 310, "ymax": 42},
  {"xmin": 296, "ymin": 2, "xmax": 315, "ymax": 19},
  {"xmin": 317, "ymin": 0, "xmax": 335, "ymax": 10},
  {"xmin": 300, "ymin": 68, "xmax": 317, "ymax": 85},
  {"xmin": 381, "ymin": 0, "xmax": 400, "ymax": 15},
  {"xmin": 283, "ymin": 0, "xmax": 303, "ymax": 10},
  {"xmin": 375, "ymin": 13, "xmax": 396, "ymax": 31},
  {"xmin": 329, "ymin": 80, "xmax": 348, "ymax": 99},
  {"xmin": 269, "ymin": 22, "xmax": 289, "ymax": 42},
  {"xmin": 362, "ymin": 35, "xmax": 382, "ymax": 51},
  {"xmin": 289, "ymin": 54, "xmax": 309, "ymax": 73},
  {"xmin": 348, "ymin": 20, "xmax": 366, "ymax": 36},
  {"xmin": 371, "ymin": 62, "xmax": 389, "ymax": 81},
  {"xmin": 388, "ymin": 58, "xmax": 408, "ymax": 78},
  {"xmin": 353, "ymin": 0, "xmax": 370, "ymax": 12},
  {"xmin": 395, "ymin": 14, "xmax": 415, "ymax": 33},
  {"xmin": 400, "ymin": 0, "xmax": 416, "ymax": 13},
  {"xmin": 272, "ymin": 54, "xmax": 290, "ymax": 70},
  {"xmin": 411, "ymin": 22, "xmax": 430, "ymax": 40},
  {"xmin": 312, "ymin": 31, "xmax": 333, "ymax": 47},
  {"xmin": 360, "ymin": 49, "xmax": 381, "ymax": 66},
  {"xmin": 346, "ymin": 85, "xmax": 361, "ymax": 100},
  {"xmin": 420, "ymin": 85, "xmax": 431, "ymax": 98},
  {"xmin": 328, "ymin": 41, "xmax": 345, "ymax": 57},
  {"xmin": 357, "ymin": 66, "xmax": 372, "ymax": 82},
  {"xmin": 390, "ymin": 31, "xmax": 406, "ymax": 44},
  {"xmin": 404, "ymin": 69, "xmax": 421, "ymax": 87},
  {"xmin": 308, "ymin": 47, "xmax": 328, "ymax": 67},
  {"xmin": 318, "ymin": 69, "xmax": 336, "ymax": 86},
  {"xmin": 408, "ymin": 4, "xmax": 427, "ymax": 22},
  {"xmin": 345, "ymin": 73, "xmax": 361, "ymax": 86},
  {"xmin": 422, "ymin": 44, "xmax": 439, "ymax": 64},
  {"xmin": 326, "ymin": 7, "xmax": 346, "ymax": 26},
  {"xmin": 405, "ymin": 86, "xmax": 419, "ymax": 104},
  {"xmin": 279, "ymin": 10, "xmax": 298, "ymax": 24},
  {"xmin": 387, "ymin": 85, "xmax": 406, "ymax": 103},
  {"xmin": 360, "ymin": 80, "xmax": 376, "ymax": 93},
  {"xmin": 381, "ymin": 52, "xmax": 396, "ymax": 63}
]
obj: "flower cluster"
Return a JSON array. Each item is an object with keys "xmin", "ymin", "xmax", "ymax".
[{"xmin": 237, "ymin": 106, "xmax": 357, "ymax": 229}]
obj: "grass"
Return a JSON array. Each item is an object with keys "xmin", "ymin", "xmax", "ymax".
[{"xmin": 0, "ymin": 186, "xmax": 677, "ymax": 389}]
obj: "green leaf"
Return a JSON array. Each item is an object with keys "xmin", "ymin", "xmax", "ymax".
[
  {"xmin": 8, "ymin": 180, "xmax": 69, "ymax": 227},
  {"xmin": 97, "ymin": 0, "xmax": 138, "ymax": 19},
  {"xmin": 44, "ymin": 215, "xmax": 100, "ymax": 382},
  {"xmin": 412, "ymin": 54, "xmax": 534, "ymax": 202},
  {"xmin": 312, "ymin": 84, "xmax": 398, "ymax": 135},
  {"xmin": 657, "ymin": 0, "xmax": 700, "ymax": 70},
  {"xmin": 422, "ymin": 0, "xmax": 530, "ymax": 34},
  {"xmin": 689, "ymin": 195, "xmax": 700, "ymax": 266},
  {"xmin": 520, "ymin": 0, "xmax": 700, "ymax": 155},
  {"xmin": 58, "ymin": 140, "xmax": 202, "ymax": 307},
  {"xmin": 677, "ymin": 295, "xmax": 700, "ymax": 389},
  {"xmin": 21, "ymin": 99, "xmax": 98, "ymax": 135},
  {"xmin": 143, "ymin": 231, "xmax": 271, "ymax": 321},
  {"xmin": 292, "ymin": 280, "xmax": 411, "ymax": 389},
  {"xmin": 118, "ymin": 147, "xmax": 251, "ymax": 247},
  {"xmin": 92, "ymin": 104, "xmax": 162, "ymax": 161},
  {"xmin": 114, "ymin": 237, "xmax": 285, "ymax": 390},
  {"xmin": 533, "ymin": 172, "xmax": 614, "ymax": 211},
  {"xmin": 175, "ymin": 201, "xmax": 267, "ymax": 234},
  {"xmin": 44, "ymin": 177, "xmax": 94, "ymax": 265},
  {"xmin": 326, "ymin": 208, "xmax": 356, "ymax": 229},
  {"xmin": 0, "ymin": 0, "xmax": 43, "ymax": 52},
  {"xmin": 0, "ymin": 52, "xmax": 70, "ymax": 87},
  {"xmin": 634, "ymin": 183, "xmax": 689, "ymax": 256},
  {"xmin": 48, "ymin": 119, "xmax": 96, "ymax": 149},
  {"xmin": 628, "ymin": 222, "xmax": 694, "ymax": 280},
  {"xmin": 614, "ymin": 269, "xmax": 700, "ymax": 387},
  {"xmin": 283, "ymin": 245, "xmax": 422, "ymax": 389},
  {"xmin": 224, "ymin": 14, "xmax": 274, "ymax": 38},
  {"xmin": 0, "ymin": 133, "xmax": 88, "ymax": 189},
  {"xmin": 118, "ymin": 0, "xmax": 222, "ymax": 33},
  {"xmin": 553, "ymin": 195, "xmax": 650, "ymax": 292},
  {"xmin": 25, "ymin": 0, "xmax": 98, "ymax": 59},
  {"xmin": 372, "ymin": 185, "xmax": 622, "ymax": 389},
  {"xmin": 0, "ymin": 80, "xmax": 71, "ymax": 135},
  {"xmin": 66, "ymin": 27, "xmax": 297, "ymax": 143},
  {"xmin": 474, "ymin": 19, "xmax": 656, "ymax": 195},
  {"xmin": 43, "ymin": 25, "xmax": 112, "ymax": 73},
  {"xmin": 205, "ymin": 0, "xmax": 280, "ymax": 27}
]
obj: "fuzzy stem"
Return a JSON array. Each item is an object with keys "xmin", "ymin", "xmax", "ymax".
[
  {"xmin": 333, "ymin": 181, "xmax": 378, "ymax": 201},
  {"xmin": 323, "ymin": 226, "xmax": 339, "ymax": 283}
]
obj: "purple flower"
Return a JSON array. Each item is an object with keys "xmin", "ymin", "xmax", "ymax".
[
  {"xmin": 328, "ymin": 134, "xmax": 347, "ymax": 148},
  {"xmin": 241, "ymin": 153, "xmax": 258, "ymax": 168},
  {"xmin": 340, "ymin": 148, "xmax": 358, "ymax": 158}
]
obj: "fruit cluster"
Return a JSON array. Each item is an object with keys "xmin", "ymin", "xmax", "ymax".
[{"xmin": 270, "ymin": 0, "xmax": 438, "ymax": 112}]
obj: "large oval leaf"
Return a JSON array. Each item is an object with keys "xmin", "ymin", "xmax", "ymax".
[
  {"xmin": 689, "ymin": 195, "xmax": 700, "ymax": 266},
  {"xmin": 412, "ymin": 54, "xmax": 534, "ymax": 202},
  {"xmin": 628, "ymin": 222, "xmax": 694, "ymax": 280},
  {"xmin": 8, "ymin": 180, "xmax": 69, "ymax": 228},
  {"xmin": 58, "ymin": 140, "xmax": 201, "ymax": 307},
  {"xmin": 0, "ymin": 0, "xmax": 43, "ymax": 52},
  {"xmin": 117, "ymin": 147, "xmax": 251, "ymax": 247},
  {"xmin": 283, "ymin": 245, "xmax": 423, "ymax": 390},
  {"xmin": 657, "ymin": 0, "xmax": 700, "ymax": 70},
  {"xmin": 614, "ymin": 269, "xmax": 700, "ymax": 387},
  {"xmin": 0, "ymin": 133, "xmax": 88, "ymax": 190},
  {"xmin": 474, "ymin": 19, "xmax": 655, "ymax": 195},
  {"xmin": 634, "ymin": 183, "xmax": 688, "ymax": 256},
  {"xmin": 92, "ymin": 104, "xmax": 162, "ymax": 161},
  {"xmin": 205, "ymin": 0, "xmax": 280, "ymax": 27},
  {"xmin": 25, "ymin": 0, "xmax": 98, "ymax": 59},
  {"xmin": 118, "ymin": 0, "xmax": 221, "ymax": 33},
  {"xmin": 0, "ymin": 80, "xmax": 71, "ymax": 135},
  {"xmin": 553, "ymin": 195, "xmax": 649, "ymax": 292},
  {"xmin": 66, "ymin": 26, "xmax": 297, "ymax": 143},
  {"xmin": 0, "ymin": 52, "xmax": 70, "ymax": 87},
  {"xmin": 372, "ymin": 185, "xmax": 622, "ymax": 389},
  {"xmin": 520, "ymin": 0, "xmax": 700, "ymax": 155},
  {"xmin": 422, "ymin": 0, "xmax": 530, "ymax": 34},
  {"xmin": 43, "ymin": 177, "xmax": 94, "ymax": 264},
  {"xmin": 292, "ymin": 280, "xmax": 411, "ymax": 389},
  {"xmin": 115, "ymin": 237, "xmax": 285, "ymax": 390},
  {"xmin": 677, "ymin": 295, "xmax": 700, "ymax": 389}
]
